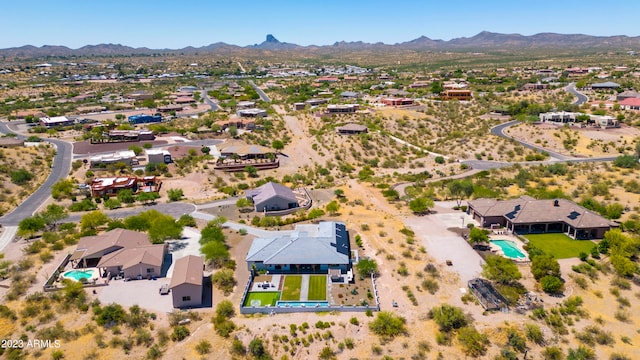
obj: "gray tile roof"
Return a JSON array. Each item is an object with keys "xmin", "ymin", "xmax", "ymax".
[
  {"xmin": 246, "ymin": 222, "xmax": 350, "ymax": 265},
  {"xmin": 245, "ymin": 182, "xmax": 297, "ymax": 206}
]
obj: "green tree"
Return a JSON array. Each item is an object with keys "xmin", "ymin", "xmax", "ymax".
[
  {"xmin": 613, "ymin": 154, "xmax": 638, "ymax": 168},
  {"xmin": 248, "ymin": 338, "xmax": 268, "ymax": 358},
  {"xmin": 368, "ymin": 311, "xmax": 407, "ymax": 338},
  {"xmin": 51, "ymin": 179, "xmax": 75, "ymax": 200},
  {"xmin": 171, "ymin": 325, "xmax": 190, "ymax": 342},
  {"xmin": 148, "ymin": 215, "xmax": 182, "ymax": 243},
  {"xmin": 103, "ymin": 198, "xmax": 122, "ymax": 210},
  {"xmin": 117, "ymin": 189, "xmax": 136, "ymax": 204},
  {"xmin": 325, "ymin": 200, "xmax": 340, "ymax": 215},
  {"xmin": 448, "ymin": 180, "xmax": 474, "ymax": 207},
  {"xmin": 39, "ymin": 204, "xmax": 68, "ymax": 228},
  {"xmin": 200, "ymin": 146, "xmax": 211, "ymax": 155},
  {"xmin": 540, "ymin": 275, "xmax": 564, "ymax": 294},
  {"xmin": 468, "ymin": 227, "xmax": 489, "ymax": 244},
  {"xmin": 136, "ymin": 191, "xmax": 160, "ymax": 205},
  {"xmin": 177, "ymin": 214, "xmax": 196, "ymax": 227},
  {"xmin": 80, "ymin": 210, "xmax": 110, "ymax": 232},
  {"xmin": 128, "ymin": 145, "xmax": 143, "ymax": 156},
  {"xmin": 236, "ymin": 197, "xmax": 254, "ymax": 212},
  {"xmin": 409, "ymin": 197, "xmax": 434, "ymax": 215},
  {"xmin": 202, "ymin": 241, "xmax": 231, "ymax": 267},
  {"xmin": 10, "ymin": 169, "xmax": 34, "ymax": 185},
  {"xmin": 530, "ymin": 254, "xmax": 560, "ymax": 281},
  {"xmin": 244, "ymin": 165, "xmax": 258, "ymax": 178},
  {"xmin": 18, "ymin": 216, "xmax": 46, "ymax": 239},
  {"xmin": 167, "ymin": 188, "xmax": 184, "ymax": 202},
  {"xmin": 95, "ymin": 304, "xmax": 127, "ymax": 327},
  {"xmin": 428, "ymin": 304, "xmax": 468, "ymax": 332},
  {"xmin": 355, "ymin": 258, "xmax": 379, "ymax": 278},
  {"xmin": 481, "ymin": 254, "xmax": 522, "ymax": 284},
  {"xmin": 272, "ymin": 139, "xmax": 284, "ymax": 151},
  {"xmin": 457, "ymin": 326, "xmax": 489, "ymax": 357}
]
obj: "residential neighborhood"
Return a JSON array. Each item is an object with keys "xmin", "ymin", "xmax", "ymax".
[{"xmin": 1, "ymin": 12, "xmax": 640, "ymax": 359}]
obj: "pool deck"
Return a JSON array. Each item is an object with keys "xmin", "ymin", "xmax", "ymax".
[{"xmin": 488, "ymin": 235, "xmax": 530, "ymax": 262}]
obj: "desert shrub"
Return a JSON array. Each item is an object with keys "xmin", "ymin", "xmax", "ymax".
[{"xmin": 368, "ymin": 311, "xmax": 407, "ymax": 338}]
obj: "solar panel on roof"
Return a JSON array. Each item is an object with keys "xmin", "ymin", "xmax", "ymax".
[
  {"xmin": 334, "ymin": 223, "xmax": 350, "ymax": 256},
  {"xmin": 567, "ymin": 211, "xmax": 580, "ymax": 220}
]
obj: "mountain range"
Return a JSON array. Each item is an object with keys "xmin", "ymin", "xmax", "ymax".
[{"xmin": 2, "ymin": 32, "xmax": 640, "ymax": 58}]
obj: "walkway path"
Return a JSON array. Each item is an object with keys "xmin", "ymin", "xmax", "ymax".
[
  {"xmin": 383, "ymin": 131, "xmax": 448, "ymax": 159},
  {"xmin": 191, "ymin": 211, "xmax": 294, "ymax": 238},
  {"xmin": 299, "ymin": 274, "xmax": 310, "ymax": 301},
  {"xmin": 0, "ymin": 226, "xmax": 17, "ymax": 252}
]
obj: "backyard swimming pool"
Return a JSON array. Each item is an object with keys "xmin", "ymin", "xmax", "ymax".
[
  {"xmin": 490, "ymin": 240, "xmax": 527, "ymax": 259},
  {"xmin": 62, "ymin": 268, "xmax": 99, "ymax": 282}
]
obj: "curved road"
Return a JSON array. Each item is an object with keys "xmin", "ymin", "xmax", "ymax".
[
  {"xmin": 249, "ymin": 80, "xmax": 271, "ymax": 103},
  {"xmin": 0, "ymin": 121, "xmax": 73, "ymax": 226},
  {"xmin": 490, "ymin": 120, "xmax": 570, "ymax": 160},
  {"xmin": 199, "ymin": 90, "xmax": 221, "ymax": 111},
  {"xmin": 565, "ymin": 82, "xmax": 589, "ymax": 105}
]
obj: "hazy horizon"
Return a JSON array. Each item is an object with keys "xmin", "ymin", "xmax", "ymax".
[{"xmin": 2, "ymin": 0, "xmax": 639, "ymax": 49}]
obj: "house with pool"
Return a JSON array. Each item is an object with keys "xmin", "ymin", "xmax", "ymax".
[
  {"xmin": 246, "ymin": 221, "xmax": 352, "ymax": 277},
  {"xmin": 467, "ymin": 196, "xmax": 618, "ymax": 240},
  {"xmin": 70, "ymin": 228, "xmax": 167, "ymax": 279}
]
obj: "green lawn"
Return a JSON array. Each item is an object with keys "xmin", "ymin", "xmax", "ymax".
[
  {"xmin": 281, "ymin": 275, "xmax": 302, "ymax": 301},
  {"xmin": 243, "ymin": 292, "xmax": 280, "ymax": 307},
  {"xmin": 308, "ymin": 275, "xmax": 327, "ymax": 301},
  {"xmin": 525, "ymin": 233, "xmax": 596, "ymax": 259}
]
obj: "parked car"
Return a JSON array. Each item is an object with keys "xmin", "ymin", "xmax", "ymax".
[{"xmin": 159, "ymin": 284, "xmax": 170, "ymax": 295}]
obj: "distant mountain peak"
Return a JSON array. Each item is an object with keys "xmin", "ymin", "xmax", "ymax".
[{"xmin": 265, "ymin": 34, "xmax": 280, "ymax": 43}]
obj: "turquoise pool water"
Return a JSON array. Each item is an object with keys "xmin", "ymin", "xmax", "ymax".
[
  {"xmin": 490, "ymin": 240, "xmax": 527, "ymax": 259},
  {"xmin": 63, "ymin": 269, "xmax": 97, "ymax": 281},
  {"xmin": 276, "ymin": 301, "xmax": 330, "ymax": 307}
]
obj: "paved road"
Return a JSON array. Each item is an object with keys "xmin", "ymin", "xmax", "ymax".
[
  {"xmin": 565, "ymin": 82, "xmax": 589, "ymax": 105},
  {"xmin": 199, "ymin": 90, "xmax": 221, "ymax": 111},
  {"xmin": 65, "ymin": 202, "xmax": 197, "ymax": 223},
  {"xmin": 0, "ymin": 121, "xmax": 73, "ymax": 226},
  {"xmin": 490, "ymin": 120, "xmax": 570, "ymax": 160},
  {"xmin": 249, "ymin": 80, "xmax": 271, "ymax": 102}
]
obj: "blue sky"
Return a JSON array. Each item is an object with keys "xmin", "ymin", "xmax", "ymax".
[{"xmin": 2, "ymin": 0, "xmax": 639, "ymax": 49}]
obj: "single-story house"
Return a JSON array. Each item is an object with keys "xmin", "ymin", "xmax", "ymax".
[
  {"xmin": 305, "ymin": 98, "xmax": 328, "ymax": 106},
  {"xmin": 245, "ymin": 182, "xmax": 299, "ymax": 212},
  {"xmin": 90, "ymin": 176, "xmax": 161, "ymax": 197},
  {"xmin": 619, "ymin": 98, "xmax": 640, "ymax": 111},
  {"xmin": 97, "ymin": 244, "xmax": 166, "ymax": 280},
  {"xmin": 327, "ymin": 104, "xmax": 358, "ymax": 113},
  {"xmin": 467, "ymin": 196, "xmax": 618, "ymax": 240},
  {"xmin": 381, "ymin": 98, "xmax": 414, "ymax": 106},
  {"xmin": 443, "ymin": 89, "xmax": 472, "ymax": 101},
  {"xmin": 146, "ymin": 149, "xmax": 172, "ymax": 164},
  {"xmin": 237, "ymin": 108, "xmax": 267, "ymax": 118},
  {"xmin": 591, "ymin": 81, "xmax": 620, "ymax": 90},
  {"xmin": 336, "ymin": 123, "xmax": 368, "ymax": 135},
  {"xmin": 40, "ymin": 116, "xmax": 74, "ymax": 128},
  {"xmin": 89, "ymin": 150, "xmax": 138, "ymax": 168},
  {"xmin": 216, "ymin": 140, "xmax": 275, "ymax": 160},
  {"xmin": 246, "ymin": 221, "xmax": 351, "ymax": 274},
  {"xmin": 70, "ymin": 228, "xmax": 166, "ymax": 278},
  {"xmin": 169, "ymin": 255, "xmax": 204, "ymax": 308},
  {"xmin": 340, "ymin": 91, "xmax": 361, "ymax": 99}
]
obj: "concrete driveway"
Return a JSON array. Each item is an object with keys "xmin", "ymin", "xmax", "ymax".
[
  {"xmin": 403, "ymin": 210, "xmax": 484, "ymax": 284},
  {"xmin": 165, "ymin": 227, "xmax": 202, "ymax": 278},
  {"xmin": 95, "ymin": 277, "xmax": 174, "ymax": 314}
]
